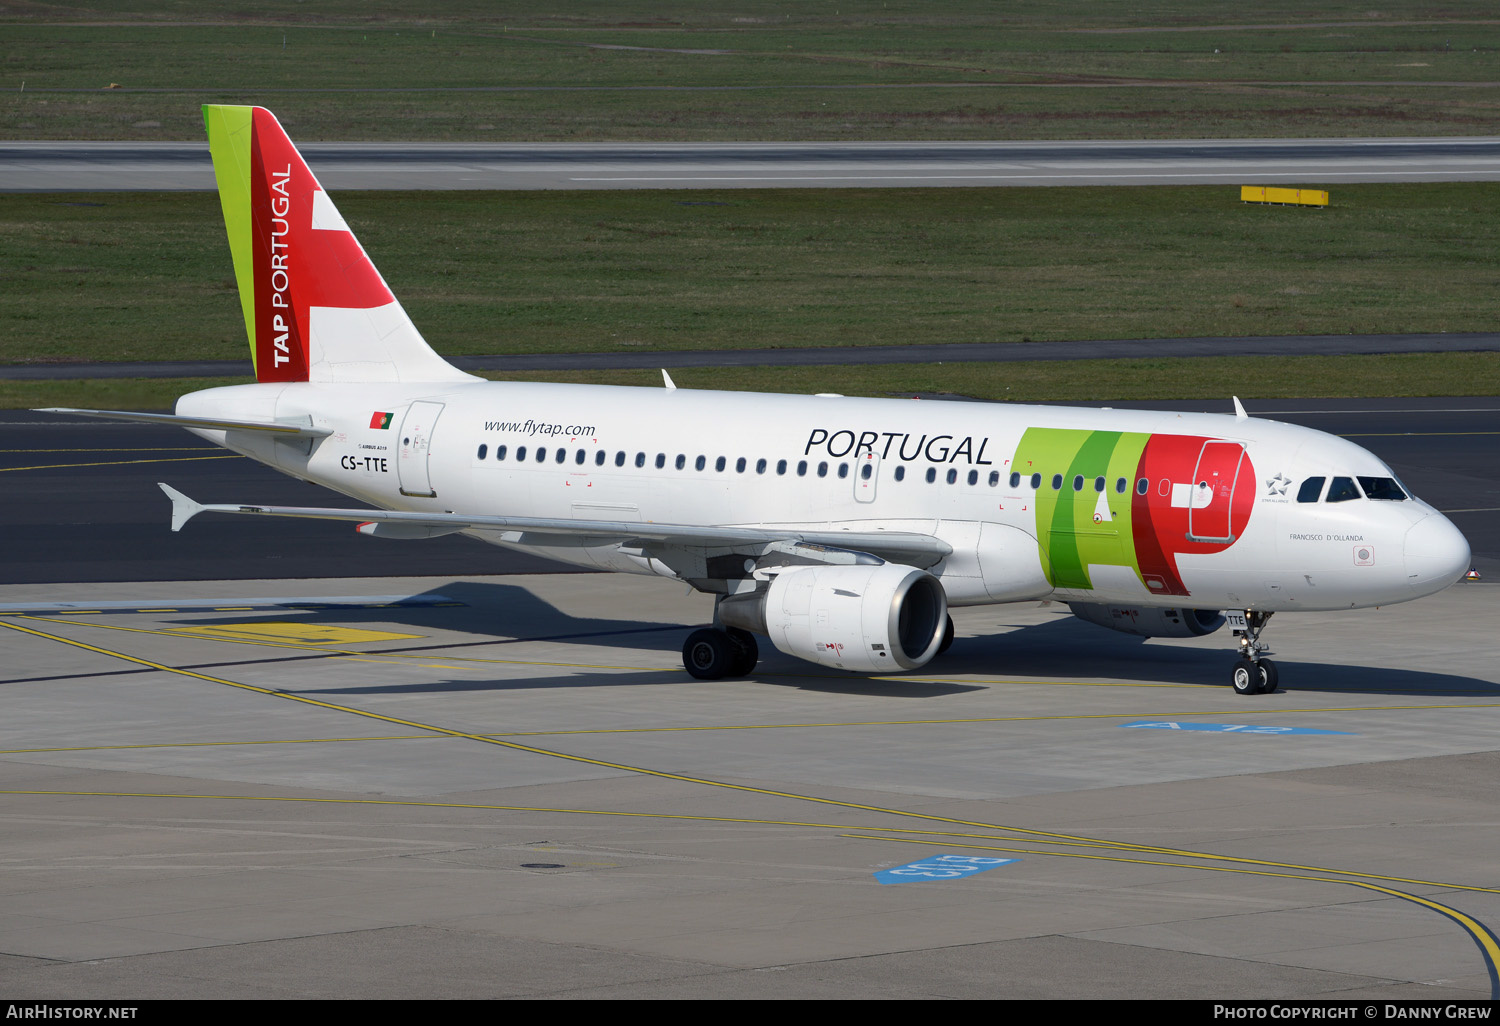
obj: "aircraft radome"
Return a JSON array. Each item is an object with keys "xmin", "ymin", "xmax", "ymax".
[{"xmin": 43, "ymin": 106, "xmax": 1472, "ymax": 695}]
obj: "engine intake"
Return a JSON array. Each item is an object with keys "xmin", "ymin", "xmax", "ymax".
[
  {"xmin": 720, "ymin": 563, "xmax": 947, "ymax": 672},
  {"xmin": 1067, "ymin": 603, "xmax": 1225, "ymax": 638}
]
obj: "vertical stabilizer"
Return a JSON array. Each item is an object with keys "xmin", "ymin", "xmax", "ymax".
[{"xmin": 203, "ymin": 105, "xmax": 475, "ymax": 385}]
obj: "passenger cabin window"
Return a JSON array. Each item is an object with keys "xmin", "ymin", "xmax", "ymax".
[
  {"xmin": 838, "ymin": 463, "xmax": 849, "ymax": 479},
  {"xmin": 575, "ymin": 449, "xmax": 585, "ymax": 465},
  {"xmin": 1073, "ymin": 475, "xmax": 1084, "ymax": 492},
  {"xmin": 736, "ymin": 457, "xmax": 746, "ymax": 473},
  {"xmin": 1326, "ymin": 476, "xmax": 1361, "ymax": 503},
  {"xmin": 1030, "ymin": 473, "xmax": 1041, "ymax": 489},
  {"xmin": 636, "ymin": 452, "xmax": 646, "ymax": 468},
  {"xmin": 535, "ymin": 447, "xmax": 547, "ymax": 462},
  {"xmin": 894, "ymin": 465, "xmax": 906, "ymax": 481},
  {"xmin": 556, "ymin": 449, "xmax": 567, "ymax": 464},
  {"xmin": 496, "ymin": 445, "xmax": 507, "ymax": 461},
  {"xmin": 1115, "ymin": 477, "xmax": 1127, "ymax": 494},
  {"xmin": 695, "ymin": 455, "xmax": 706, "ymax": 471},
  {"xmin": 947, "ymin": 469, "xmax": 959, "ymax": 485},
  {"xmin": 1358, "ymin": 476, "xmax": 1408, "ymax": 501},
  {"xmin": 476, "ymin": 444, "xmax": 487, "ymax": 460},
  {"xmin": 597, "ymin": 450, "xmax": 608, "ymax": 466},
  {"xmin": 861, "ymin": 463, "xmax": 873, "ymax": 480},
  {"xmin": 797, "ymin": 460, "xmax": 808, "ymax": 477},
  {"xmin": 675, "ymin": 454, "xmax": 686, "ymax": 470},
  {"xmin": 1136, "ymin": 478, "xmax": 1148, "ymax": 495},
  {"xmin": 613, "ymin": 451, "xmax": 624, "ymax": 467},
  {"xmin": 926, "ymin": 468, "xmax": 937, "ymax": 484},
  {"xmin": 1094, "ymin": 476, "xmax": 1105, "ymax": 492},
  {"xmin": 516, "ymin": 446, "xmax": 527, "ymax": 461},
  {"xmin": 756, "ymin": 458, "xmax": 767, "ymax": 474},
  {"xmin": 817, "ymin": 462, "xmax": 828, "ymax": 478},
  {"xmin": 1009, "ymin": 472, "xmax": 1021, "ymax": 488},
  {"xmin": 1052, "ymin": 474, "xmax": 1063, "ymax": 490},
  {"xmin": 777, "ymin": 459, "xmax": 787, "ymax": 475},
  {"xmin": 655, "ymin": 453, "xmax": 665, "ymax": 469},
  {"xmin": 989, "ymin": 471, "xmax": 1000, "ymax": 487}
]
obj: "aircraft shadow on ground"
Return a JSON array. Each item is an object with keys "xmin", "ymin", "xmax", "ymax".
[
  {"xmin": 169, "ymin": 580, "xmax": 697, "ymax": 655},
  {"xmin": 164, "ymin": 582, "xmax": 1495, "ymax": 699},
  {"xmin": 935, "ymin": 617, "xmax": 1498, "ymax": 698}
]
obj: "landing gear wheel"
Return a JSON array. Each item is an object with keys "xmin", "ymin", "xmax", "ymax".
[
  {"xmin": 683, "ymin": 628, "xmax": 733, "ymax": 680},
  {"xmin": 1232, "ymin": 658, "xmax": 1275, "ymax": 696},
  {"xmin": 725, "ymin": 628, "xmax": 759, "ymax": 677},
  {"xmin": 1257, "ymin": 658, "xmax": 1279, "ymax": 693},
  {"xmin": 937, "ymin": 615, "xmax": 955, "ymax": 656}
]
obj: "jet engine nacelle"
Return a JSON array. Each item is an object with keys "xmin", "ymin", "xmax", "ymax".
[
  {"xmin": 720, "ymin": 563, "xmax": 948, "ymax": 672},
  {"xmin": 1067, "ymin": 602, "xmax": 1226, "ymax": 639}
]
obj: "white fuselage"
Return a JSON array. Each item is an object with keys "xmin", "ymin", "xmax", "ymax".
[{"xmin": 178, "ymin": 379, "xmax": 1471, "ymax": 614}]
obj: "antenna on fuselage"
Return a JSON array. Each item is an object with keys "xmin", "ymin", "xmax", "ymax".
[
  {"xmin": 1232, "ymin": 396, "xmax": 1248, "ymax": 420},
  {"xmin": 662, "ymin": 369, "xmax": 677, "ymax": 390}
]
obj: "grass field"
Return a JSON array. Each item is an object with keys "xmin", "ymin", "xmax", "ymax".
[
  {"xmin": 4, "ymin": 184, "xmax": 1497, "ymax": 367},
  {"xmin": 4, "ymin": 3, "xmax": 1497, "ymax": 406},
  {"xmin": 6, "ymin": 352, "xmax": 1496, "ymax": 411},
  {"xmin": 4, "ymin": 1, "xmax": 1500, "ymax": 140}
]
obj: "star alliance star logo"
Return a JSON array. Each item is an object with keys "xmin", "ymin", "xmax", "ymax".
[{"xmin": 1265, "ymin": 472, "xmax": 1291, "ymax": 497}]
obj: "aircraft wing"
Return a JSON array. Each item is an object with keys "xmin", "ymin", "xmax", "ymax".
[
  {"xmin": 157, "ymin": 484, "xmax": 953, "ymax": 567},
  {"xmin": 38, "ymin": 408, "xmax": 332, "ymax": 438}
]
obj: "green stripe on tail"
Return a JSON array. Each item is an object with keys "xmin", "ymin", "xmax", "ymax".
[{"xmin": 202, "ymin": 105, "xmax": 257, "ymax": 376}]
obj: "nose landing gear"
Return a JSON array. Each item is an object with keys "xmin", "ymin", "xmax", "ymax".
[{"xmin": 1231, "ymin": 610, "xmax": 1278, "ymax": 695}]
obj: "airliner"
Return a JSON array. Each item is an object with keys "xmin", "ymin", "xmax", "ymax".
[{"xmin": 44, "ymin": 106, "xmax": 1471, "ymax": 695}]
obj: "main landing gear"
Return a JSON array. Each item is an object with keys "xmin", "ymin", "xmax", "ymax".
[
  {"xmin": 1230, "ymin": 610, "xmax": 1279, "ymax": 696},
  {"xmin": 682, "ymin": 627, "xmax": 759, "ymax": 680}
]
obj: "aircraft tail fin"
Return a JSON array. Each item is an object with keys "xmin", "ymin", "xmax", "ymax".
[{"xmin": 202, "ymin": 105, "xmax": 475, "ymax": 386}]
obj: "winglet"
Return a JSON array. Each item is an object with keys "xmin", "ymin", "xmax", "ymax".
[
  {"xmin": 662, "ymin": 369, "xmax": 677, "ymax": 390},
  {"xmin": 1232, "ymin": 396, "xmax": 1248, "ymax": 420},
  {"xmin": 158, "ymin": 482, "xmax": 205, "ymax": 533}
]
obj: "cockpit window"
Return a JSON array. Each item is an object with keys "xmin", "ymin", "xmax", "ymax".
[
  {"xmin": 1357, "ymin": 476, "xmax": 1408, "ymax": 501},
  {"xmin": 1325, "ymin": 476, "xmax": 1361, "ymax": 503},
  {"xmin": 1296, "ymin": 477, "xmax": 1325, "ymax": 503}
]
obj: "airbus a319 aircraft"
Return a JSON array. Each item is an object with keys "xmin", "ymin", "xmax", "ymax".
[{"xmin": 46, "ymin": 106, "xmax": 1471, "ymax": 694}]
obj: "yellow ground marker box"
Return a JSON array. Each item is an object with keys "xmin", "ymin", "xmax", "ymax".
[
  {"xmin": 1241, "ymin": 186, "xmax": 1329, "ymax": 207},
  {"xmin": 166, "ymin": 622, "xmax": 424, "ymax": 645}
]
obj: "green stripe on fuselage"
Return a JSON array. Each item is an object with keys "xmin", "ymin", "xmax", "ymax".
[
  {"xmin": 1015, "ymin": 427, "xmax": 1149, "ymax": 591},
  {"xmin": 203, "ymin": 105, "xmax": 256, "ymax": 374}
]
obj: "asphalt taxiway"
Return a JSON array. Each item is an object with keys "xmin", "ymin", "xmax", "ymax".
[
  {"xmin": 1, "ymin": 573, "xmax": 1497, "ymax": 998},
  {"xmin": 6, "ymin": 137, "xmax": 1500, "ymax": 191},
  {"xmin": 1, "ymin": 397, "xmax": 1497, "ymax": 997}
]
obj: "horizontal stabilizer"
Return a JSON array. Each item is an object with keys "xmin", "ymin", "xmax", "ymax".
[
  {"xmin": 158, "ymin": 482, "xmax": 207, "ymax": 533},
  {"xmin": 38, "ymin": 408, "xmax": 331, "ymax": 437},
  {"xmin": 153, "ymin": 487, "xmax": 953, "ymax": 566}
]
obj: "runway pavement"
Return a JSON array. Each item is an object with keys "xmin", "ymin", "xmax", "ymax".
[
  {"xmin": 6, "ymin": 137, "xmax": 1500, "ymax": 191},
  {"xmin": 0, "ymin": 572, "xmax": 1496, "ymax": 998}
]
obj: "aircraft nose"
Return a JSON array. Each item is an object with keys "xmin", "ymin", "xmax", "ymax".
[{"xmin": 1403, "ymin": 513, "xmax": 1471, "ymax": 590}]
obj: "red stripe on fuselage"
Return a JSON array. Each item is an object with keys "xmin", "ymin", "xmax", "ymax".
[{"xmin": 1131, "ymin": 434, "xmax": 1256, "ymax": 597}]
